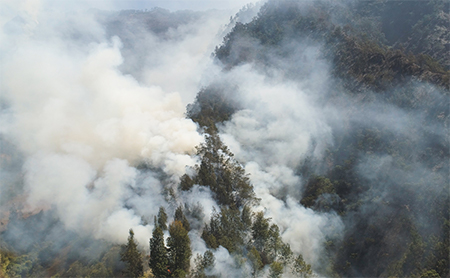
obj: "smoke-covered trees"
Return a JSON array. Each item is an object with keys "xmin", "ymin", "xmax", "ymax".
[
  {"xmin": 250, "ymin": 212, "xmax": 296, "ymax": 270},
  {"xmin": 120, "ymin": 229, "xmax": 144, "ymax": 278},
  {"xmin": 251, "ymin": 211, "xmax": 270, "ymax": 253},
  {"xmin": 187, "ymin": 86, "xmax": 239, "ymax": 133},
  {"xmin": 175, "ymin": 206, "xmax": 191, "ymax": 231},
  {"xmin": 293, "ymin": 254, "xmax": 314, "ymax": 278},
  {"xmin": 192, "ymin": 250, "xmax": 215, "ymax": 278},
  {"xmin": 202, "ymin": 207, "xmax": 246, "ymax": 252},
  {"xmin": 184, "ymin": 79, "xmax": 316, "ymax": 276},
  {"xmin": 200, "ymin": 205, "xmax": 311, "ymax": 276},
  {"xmin": 187, "ymin": 132, "xmax": 256, "ymax": 209},
  {"xmin": 183, "ymin": 67, "xmax": 317, "ymax": 277},
  {"xmin": 179, "ymin": 129, "xmax": 256, "ymax": 209},
  {"xmin": 1, "ymin": 1, "xmax": 448, "ymax": 278},
  {"xmin": 269, "ymin": 261, "xmax": 283, "ymax": 278}
]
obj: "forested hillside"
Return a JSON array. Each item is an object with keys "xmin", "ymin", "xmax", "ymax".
[{"xmin": 0, "ymin": 0, "xmax": 448, "ymax": 277}]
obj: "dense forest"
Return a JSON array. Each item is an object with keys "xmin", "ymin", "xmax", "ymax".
[{"xmin": 0, "ymin": 0, "xmax": 449, "ymax": 277}]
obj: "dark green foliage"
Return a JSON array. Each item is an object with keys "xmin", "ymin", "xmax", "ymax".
[
  {"xmin": 241, "ymin": 205, "xmax": 253, "ymax": 231},
  {"xmin": 269, "ymin": 261, "xmax": 284, "ymax": 278},
  {"xmin": 293, "ymin": 254, "xmax": 314, "ymax": 278},
  {"xmin": 158, "ymin": 206, "xmax": 168, "ymax": 231},
  {"xmin": 150, "ymin": 209, "xmax": 195, "ymax": 277},
  {"xmin": 192, "ymin": 250, "xmax": 216, "ymax": 278},
  {"xmin": 300, "ymin": 176, "xmax": 335, "ymax": 208},
  {"xmin": 187, "ymin": 86, "xmax": 239, "ymax": 133},
  {"xmin": 251, "ymin": 212, "xmax": 270, "ymax": 253},
  {"xmin": 201, "ymin": 208, "xmax": 220, "ymax": 250},
  {"xmin": 200, "ymin": 206, "xmax": 294, "ymax": 275},
  {"xmin": 2, "ymin": 2, "xmax": 449, "ymax": 278},
  {"xmin": 180, "ymin": 173, "xmax": 195, "ymax": 191},
  {"xmin": 266, "ymin": 224, "xmax": 283, "ymax": 263},
  {"xmin": 175, "ymin": 205, "xmax": 191, "ymax": 231},
  {"xmin": 149, "ymin": 226, "xmax": 169, "ymax": 278},
  {"xmin": 202, "ymin": 250, "xmax": 215, "ymax": 270},
  {"xmin": 214, "ymin": 0, "xmax": 449, "ymax": 90},
  {"xmin": 167, "ymin": 221, "xmax": 191, "ymax": 276},
  {"xmin": 248, "ymin": 246, "xmax": 263, "ymax": 277},
  {"xmin": 327, "ymin": 33, "xmax": 449, "ymax": 91},
  {"xmin": 120, "ymin": 229, "xmax": 143, "ymax": 278},
  {"xmin": 249, "ymin": 212, "xmax": 294, "ymax": 268},
  {"xmin": 193, "ymin": 133, "xmax": 255, "ymax": 209},
  {"xmin": 202, "ymin": 207, "xmax": 245, "ymax": 253}
]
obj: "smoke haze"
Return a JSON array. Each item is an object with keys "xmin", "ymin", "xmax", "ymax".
[{"xmin": 1, "ymin": 0, "xmax": 448, "ymax": 277}]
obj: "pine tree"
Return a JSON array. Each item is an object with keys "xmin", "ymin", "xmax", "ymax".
[
  {"xmin": 292, "ymin": 254, "xmax": 314, "ymax": 278},
  {"xmin": 149, "ymin": 226, "xmax": 169, "ymax": 278},
  {"xmin": 167, "ymin": 220, "xmax": 192, "ymax": 277},
  {"xmin": 248, "ymin": 246, "xmax": 263, "ymax": 277},
  {"xmin": 269, "ymin": 261, "xmax": 284, "ymax": 278},
  {"xmin": 251, "ymin": 211, "xmax": 270, "ymax": 252},
  {"xmin": 241, "ymin": 205, "xmax": 253, "ymax": 231},
  {"xmin": 121, "ymin": 229, "xmax": 143, "ymax": 278},
  {"xmin": 266, "ymin": 224, "xmax": 283, "ymax": 263},
  {"xmin": 175, "ymin": 206, "xmax": 191, "ymax": 231},
  {"xmin": 194, "ymin": 132, "xmax": 255, "ymax": 208},
  {"xmin": 180, "ymin": 174, "xmax": 195, "ymax": 191},
  {"xmin": 192, "ymin": 250, "xmax": 215, "ymax": 278},
  {"xmin": 158, "ymin": 206, "xmax": 168, "ymax": 231}
]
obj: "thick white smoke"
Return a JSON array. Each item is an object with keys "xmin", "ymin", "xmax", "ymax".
[
  {"xmin": 217, "ymin": 62, "xmax": 344, "ymax": 267},
  {"xmin": 0, "ymin": 0, "xmax": 344, "ymax": 273},
  {"xmin": 0, "ymin": 0, "xmax": 225, "ymax": 246}
]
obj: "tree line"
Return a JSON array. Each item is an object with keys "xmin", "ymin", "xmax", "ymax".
[{"xmin": 121, "ymin": 205, "xmax": 314, "ymax": 278}]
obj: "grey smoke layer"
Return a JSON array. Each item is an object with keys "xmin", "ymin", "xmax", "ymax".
[{"xmin": 1, "ymin": 0, "xmax": 448, "ymax": 277}]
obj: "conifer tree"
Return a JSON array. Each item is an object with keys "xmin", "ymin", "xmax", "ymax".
[
  {"xmin": 241, "ymin": 205, "xmax": 253, "ymax": 231},
  {"xmin": 158, "ymin": 206, "xmax": 168, "ymax": 231},
  {"xmin": 266, "ymin": 224, "xmax": 283, "ymax": 263},
  {"xmin": 120, "ymin": 229, "xmax": 143, "ymax": 278},
  {"xmin": 149, "ymin": 226, "xmax": 169, "ymax": 278},
  {"xmin": 251, "ymin": 211, "xmax": 270, "ymax": 252},
  {"xmin": 248, "ymin": 246, "xmax": 263, "ymax": 277},
  {"xmin": 175, "ymin": 205, "xmax": 191, "ymax": 231},
  {"xmin": 180, "ymin": 173, "xmax": 195, "ymax": 191},
  {"xmin": 292, "ymin": 254, "xmax": 314, "ymax": 278},
  {"xmin": 192, "ymin": 250, "xmax": 215, "ymax": 278},
  {"xmin": 167, "ymin": 220, "xmax": 192, "ymax": 277},
  {"xmin": 269, "ymin": 261, "xmax": 284, "ymax": 278}
]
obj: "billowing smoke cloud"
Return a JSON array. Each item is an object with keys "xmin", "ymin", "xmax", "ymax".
[
  {"xmin": 0, "ymin": 0, "xmax": 227, "ymax": 247},
  {"xmin": 212, "ymin": 40, "xmax": 345, "ymax": 267},
  {"xmin": 0, "ymin": 0, "xmax": 346, "ymax": 269},
  {"xmin": 211, "ymin": 30, "xmax": 448, "ymax": 272},
  {"xmin": 3, "ymin": 0, "xmax": 446, "ymax": 276}
]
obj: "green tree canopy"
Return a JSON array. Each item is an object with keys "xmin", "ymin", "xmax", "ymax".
[
  {"xmin": 158, "ymin": 206, "xmax": 168, "ymax": 231},
  {"xmin": 175, "ymin": 205, "xmax": 191, "ymax": 231},
  {"xmin": 120, "ymin": 229, "xmax": 143, "ymax": 278},
  {"xmin": 167, "ymin": 220, "xmax": 192, "ymax": 277},
  {"xmin": 149, "ymin": 226, "xmax": 169, "ymax": 278}
]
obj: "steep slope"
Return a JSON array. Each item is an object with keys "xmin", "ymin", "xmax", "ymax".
[{"xmin": 188, "ymin": 0, "xmax": 449, "ymax": 276}]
